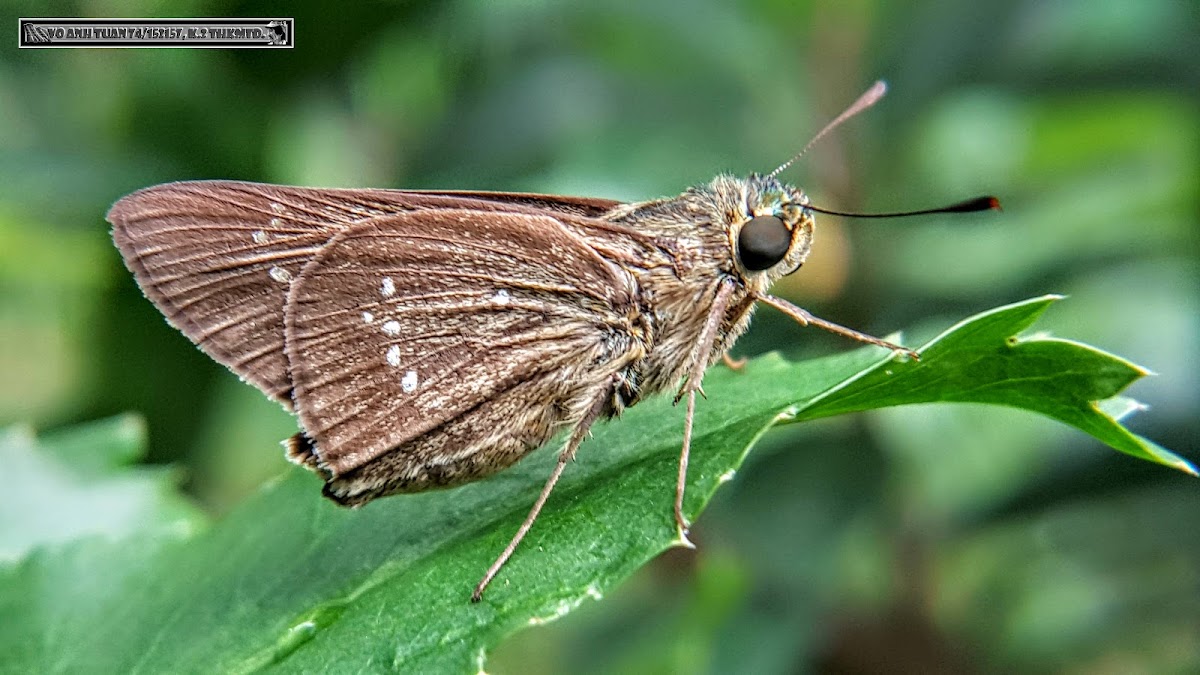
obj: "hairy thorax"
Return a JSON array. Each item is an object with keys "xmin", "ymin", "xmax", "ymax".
[{"xmin": 595, "ymin": 188, "xmax": 764, "ymax": 410}]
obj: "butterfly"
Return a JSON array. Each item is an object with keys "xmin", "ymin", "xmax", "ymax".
[{"xmin": 108, "ymin": 81, "xmax": 997, "ymax": 600}]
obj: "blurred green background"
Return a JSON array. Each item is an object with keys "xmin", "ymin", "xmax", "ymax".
[{"xmin": 2, "ymin": 0, "xmax": 1197, "ymax": 672}]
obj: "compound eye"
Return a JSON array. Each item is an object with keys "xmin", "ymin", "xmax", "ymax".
[{"xmin": 737, "ymin": 215, "xmax": 790, "ymax": 271}]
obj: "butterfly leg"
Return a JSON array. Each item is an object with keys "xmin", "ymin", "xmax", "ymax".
[
  {"xmin": 755, "ymin": 293, "xmax": 920, "ymax": 360},
  {"xmin": 472, "ymin": 382, "xmax": 613, "ymax": 603},
  {"xmin": 673, "ymin": 278, "xmax": 738, "ymax": 545},
  {"xmin": 674, "ymin": 388, "xmax": 699, "ymax": 548},
  {"xmin": 721, "ymin": 352, "xmax": 747, "ymax": 371}
]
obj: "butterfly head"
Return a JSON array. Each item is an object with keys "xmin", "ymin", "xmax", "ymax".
[{"xmin": 728, "ymin": 173, "xmax": 814, "ymax": 283}]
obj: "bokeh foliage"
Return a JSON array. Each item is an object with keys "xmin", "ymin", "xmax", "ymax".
[{"xmin": 1, "ymin": 0, "xmax": 1196, "ymax": 672}]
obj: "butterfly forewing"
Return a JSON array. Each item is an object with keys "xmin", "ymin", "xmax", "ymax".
[
  {"xmin": 108, "ymin": 181, "xmax": 392, "ymax": 405},
  {"xmin": 107, "ymin": 180, "xmax": 629, "ymax": 410},
  {"xmin": 285, "ymin": 209, "xmax": 642, "ymax": 476}
]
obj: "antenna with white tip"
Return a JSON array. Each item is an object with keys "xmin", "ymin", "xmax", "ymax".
[{"xmin": 766, "ymin": 80, "xmax": 888, "ymax": 180}]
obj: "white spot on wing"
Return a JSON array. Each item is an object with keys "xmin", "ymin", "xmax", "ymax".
[
  {"xmin": 362, "ymin": 311, "xmax": 374, "ymax": 324},
  {"xmin": 252, "ymin": 230, "xmax": 268, "ymax": 244},
  {"xmin": 385, "ymin": 345, "xmax": 401, "ymax": 367},
  {"xmin": 491, "ymin": 289, "xmax": 511, "ymax": 306},
  {"xmin": 401, "ymin": 369, "xmax": 418, "ymax": 392},
  {"xmin": 268, "ymin": 266, "xmax": 292, "ymax": 283},
  {"xmin": 381, "ymin": 277, "xmax": 396, "ymax": 297},
  {"xmin": 381, "ymin": 320, "xmax": 401, "ymax": 336},
  {"xmin": 270, "ymin": 202, "xmax": 286, "ymax": 214}
]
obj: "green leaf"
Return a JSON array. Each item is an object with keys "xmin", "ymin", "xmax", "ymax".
[
  {"xmin": 792, "ymin": 295, "xmax": 1194, "ymax": 475},
  {"xmin": 1, "ymin": 296, "xmax": 1190, "ymax": 673},
  {"xmin": 0, "ymin": 414, "xmax": 203, "ymax": 561}
]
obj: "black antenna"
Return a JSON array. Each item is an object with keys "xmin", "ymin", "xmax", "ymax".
[
  {"xmin": 766, "ymin": 79, "xmax": 1002, "ymax": 219},
  {"xmin": 807, "ymin": 195, "xmax": 1001, "ymax": 218}
]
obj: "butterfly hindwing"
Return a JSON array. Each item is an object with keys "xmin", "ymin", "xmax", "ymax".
[{"xmin": 284, "ymin": 208, "xmax": 645, "ymax": 476}]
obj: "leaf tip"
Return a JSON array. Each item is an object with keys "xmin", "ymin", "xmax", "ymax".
[
  {"xmin": 1176, "ymin": 457, "xmax": 1199, "ymax": 477},
  {"xmin": 1128, "ymin": 432, "xmax": 1198, "ymax": 477}
]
